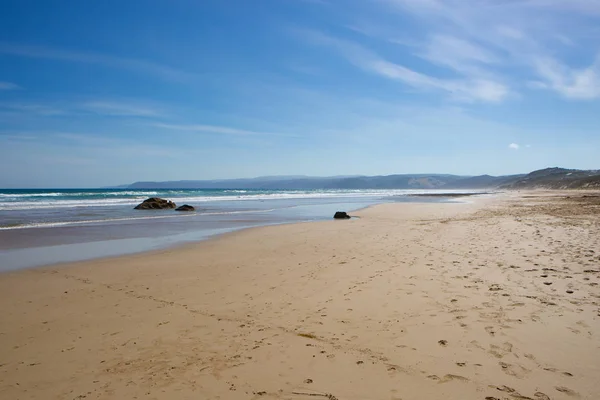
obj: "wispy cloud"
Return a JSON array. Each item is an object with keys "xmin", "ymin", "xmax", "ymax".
[
  {"xmin": 531, "ymin": 56, "xmax": 600, "ymax": 100},
  {"xmin": 0, "ymin": 133, "xmax": 38, "ymax": 141},
  {"xmin": 0, "ymin": 42, "xmax": 195, "ymax": 82},
  {"xmin": 0, "ymin": 81, "xmax": 20, "ymax": 90},
  {"xmin": 152, "ymin": 123, "xmax": 295, "ymax": 137},
  {"xmin": 376, "ymin": 0, "xmax": 600, "ymax": 100},
  {"xmin": 52, "ymin": 132, "xmax": 183, "ymax": 157},
  {"xmin": 1, "ymin": 99, "xmax": 167, "ymax": 119},
  {"xmin": 509, "ymin": 143, "xmax": 520, "ymax": 150},
  {"xmin": 299, "ymin": 30, "xmax": 509, "ymax": 102},
  {"xmin": 0, "ymin": 103, "xmax": 65, "ymax": 116},
  {"xmin": 419, "ymin": 35, "xmax": 499, "ymax": 76},
  {"xmin": 82, "ymin": 101, "xmax": 165, "ymax": 118}
]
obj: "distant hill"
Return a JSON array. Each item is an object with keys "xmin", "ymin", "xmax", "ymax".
[
  {"xmin": 499, "ymin": 168, "xmax": 600, "ymax": 189},
  {"xmin": 126, "ymin": 174, "xmax": 468, "ymax": 190},
  {"xmin": 120, "ymin": 168, "xmax": 600, "ymax": 190}
]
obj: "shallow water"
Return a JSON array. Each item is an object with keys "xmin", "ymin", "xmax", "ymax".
[{"xmin": 0, "ymin": 189, "xmax": 467, "ymax": 271}]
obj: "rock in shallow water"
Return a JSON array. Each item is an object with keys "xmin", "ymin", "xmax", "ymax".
[
  {"xmin": 333, "ymin": 211, "xmax": 351, "ymax": 219},
  {"xmin": 175, "ymin": 204, "xmax": 195, "ymax": 212},
  {"xmin": 134, "ymin": 197, "xmax": 177, "ymax": 210}
]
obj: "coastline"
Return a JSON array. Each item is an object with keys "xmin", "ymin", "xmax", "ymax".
[
  {"xmin": 0, "ymin": 194, "xmax": 476, "ymax": 274},
  {"xmin": 0, "ymin": 201, "xmax": 428, "ymax": 274},
  {"xmin": 0, "ymin": 192, "xmax": 469, "ymax": 272},
  {"xmin": 1, "ymin": 191, "xmax": 599, "ymax": 400}
]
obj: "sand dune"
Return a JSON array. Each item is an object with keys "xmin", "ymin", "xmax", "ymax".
[{"xmin": 1, "ymin": 192, "xmax": 599, "ymax": 399}]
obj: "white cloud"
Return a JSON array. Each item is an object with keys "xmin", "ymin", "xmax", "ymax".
[
  {"xmin": 299, "ymin": 30, "xmax": 509, "ymax": 103},
  {"xmin": 420, "ymin": 35, "xmax": 499, "ymax": 73},
  {"xmin": 0, "ymin": 81, "xmax": 20, "ymax": 90},
  {"xmin": 509, "ymin": 143, "xmax": 520, "ymax": 150},
  {"xmin": 531, "ymin": 56, "xmax": 600, "ymax": 99},
  {"xmin": 379, "ymin": 0, "xmax": 600, "ymax": 101},
  {"xmin": 371, "ymin": 59, "xmax": 508, "ymax": 102},
  {"xmin": 0, "ymin": 42, "xmax": 194, "ymax": 82}
]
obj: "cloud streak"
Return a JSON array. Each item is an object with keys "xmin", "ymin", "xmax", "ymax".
[
  {"xmin": 82, "ymin": 101, "xmax": 165, "ymax": 118},
  {"xmin": 0, "ymin": 42, "xmax": 195, "ymax": 82},
  {"xmin": 378, "ymin": 0, "xmax": 600, "ymax": 100},
  {"xmin": 299, "ymin": 30, "xmax": 509, "ymax": 103},
  {"xmin": 531, "ymin": 56, "xmax": 600, "ymax": 100},
  {"xmin": 151, "ymin": 123, "xmax": 296, "ymax": 137},
  {"xmin": 1, "ymin": 99, "xmax": 168, "ymax": 119},
  {"xmin": 0, "ymin": 103, "xmax": 65, "ymax": 116},
  {"xmin": 0, "ymin": 81, "xmax": 20, "ymax": 90}
]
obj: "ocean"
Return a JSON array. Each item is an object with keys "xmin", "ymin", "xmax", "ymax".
[{"xmin": 0, "ymin": 188, "xmax": 466, "ymax": 271}]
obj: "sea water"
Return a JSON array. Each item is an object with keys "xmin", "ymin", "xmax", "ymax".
[{"xmin": 0, "ymin": 188, "xmax": 466, "ymax": 271}]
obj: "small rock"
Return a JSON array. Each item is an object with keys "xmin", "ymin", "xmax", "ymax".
[
  {"xmin": 134, "ymin": 197, "xmax": 176, "ymax": 210},
  {"xmin": 175, "ymin": 204, "xmax": 195, "ymax": 212},
  {"xmin": 334, "ymin": 211, "xmax": 351, "ymax": 219}
]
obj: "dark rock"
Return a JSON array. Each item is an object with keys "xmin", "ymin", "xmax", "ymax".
[
  {"xmin": 334, "ymin": 211, "xmax": 351, "ymax": 219},
  {"xmin": 175, "ymin": 204, "xmax": 195, "ymax": 212},
  {"xmin": 134, "ymin": 197, "xmax": 176, "ymax": 210}
]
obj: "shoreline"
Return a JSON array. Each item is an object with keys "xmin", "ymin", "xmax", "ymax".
[
  {"xmin": 0, "ymin": 200, "xmax": 436, "ymax": 274},
  {"xmin": 0, "ymin": 194, "xmax": 471, "ymax": 273},
  {"xmin": 0, "ymin": 196, "xmax": 389, "ymax": 272},
  {"xmin": 1, "ymin": 191, "xmax": 598, "ymax": 400}
]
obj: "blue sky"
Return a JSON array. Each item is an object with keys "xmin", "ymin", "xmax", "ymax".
[{"xmin": 0, "ymin": 0, "xmax": 599, "ymax": 187}]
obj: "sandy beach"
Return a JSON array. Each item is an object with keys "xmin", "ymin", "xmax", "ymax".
[{"xmin": 1, "ymin": 192, "xmax": 599, "ymax": 400}]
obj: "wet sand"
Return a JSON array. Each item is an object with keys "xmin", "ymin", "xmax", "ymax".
[{"xmin": 1, "ymin": 191, "xmax": 599, "ymax": 400}]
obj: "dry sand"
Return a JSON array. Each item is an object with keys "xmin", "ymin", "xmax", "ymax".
[{"xmin": 1, "ymin": 192, "xmax": 599, "ymax": 400}]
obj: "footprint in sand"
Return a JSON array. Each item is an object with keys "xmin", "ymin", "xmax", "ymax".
[
  {"xmin": 556, "ymin": 386, "xmax": 579, "ymax": 397},
  {"xmin": 534, "ymin": 392, "xmax": 551, "ymax": 400},
  {"xmin": 499, "ymin": 361, "xmax": 529, "ymax": 378},
  {"xmin": 438, "ymin": 340, "xmax": 448, "ymax": 347},
  {"xmin": 495, "ymin": 385, "xmax": 516, "ymax": 393},
  {"xmin": 489, "ymin": 342, "xmax": 513, "ymax": 358},
  {"xmin": 438, "ymin": 374, "xmax": 469, "ymax": 383},
  {"xmin": 485, "ymin": 326, "xmax": 496, "ymax": 336}
]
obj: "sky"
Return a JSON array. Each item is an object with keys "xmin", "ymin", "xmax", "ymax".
[{"xmin": 0, "ymin": 0, "xmax": 599, "ymax": 188}]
